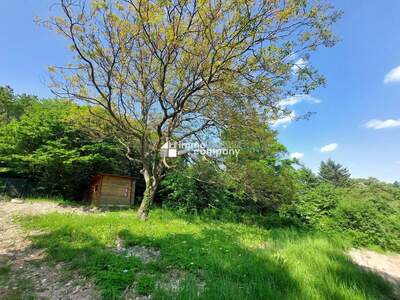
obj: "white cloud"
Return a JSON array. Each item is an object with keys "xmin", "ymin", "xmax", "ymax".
[
  {"xmin": 292, "ymin": 58, "xmax": 307, "ymax": 73},
  {"xmin": 364, "ymin": 119, "xmax": 400, "ymax": 129},
  {"xmin": 280, "ymin": 94, "xmax": 321, "ymax": 107},
  {"xmin": 384, "ymin": 65, "xmax": 400, "ymax": 84},
  {"xmin": 320, "ymin": 143, "xmax": 338, "ymax": 153},
  {"xmin": 271, "ymin": 111, "xmax": 296, "ymax": 128},
  {"xmin": 290, "ymin": 152, "xmax": 304, "ymax": 159}
]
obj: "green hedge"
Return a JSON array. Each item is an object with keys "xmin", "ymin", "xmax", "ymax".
[{"xmin": 280, "ymin": 181, "xmax": 400, "ymax": 251}]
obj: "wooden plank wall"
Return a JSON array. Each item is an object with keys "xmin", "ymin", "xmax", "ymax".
[{"xmin": 100, "ymin": 176, "xmax": 132, "ymax": 206}]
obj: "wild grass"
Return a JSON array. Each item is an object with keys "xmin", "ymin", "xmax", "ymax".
[
  {"xmin": 0, "ymin": 264, "xmax": 11, "ymax": 281},
  {"xmin": 18, "ymin": 208, "xmax": 394, "ymax": 299},
  {"xmin": 0, "ymin": 263, "xmax": 35, "ymax": 300}
]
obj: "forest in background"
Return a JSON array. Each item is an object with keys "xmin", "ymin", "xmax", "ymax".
[{"xmin": 1, "ymin": 86, "xmax": 399, "ymax": 252}]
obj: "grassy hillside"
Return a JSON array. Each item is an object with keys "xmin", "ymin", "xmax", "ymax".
[{"xmin": 18, "ymin": 208, "xmax": 394, "ymax": 299}]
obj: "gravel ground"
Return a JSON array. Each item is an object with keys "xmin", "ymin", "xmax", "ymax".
[{"xmin": 0, "ymin": 200, "xmax": 100, "ymax": 299}]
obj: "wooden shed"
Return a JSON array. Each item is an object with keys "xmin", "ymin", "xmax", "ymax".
[{"xmin": 88, "ymin": 173, "xmax": 136, "ymax": 207}]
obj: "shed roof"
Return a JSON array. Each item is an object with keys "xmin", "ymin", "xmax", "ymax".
[{"xmin": 96, "ymin": 173, "xmax": 136, "ymax": 180}]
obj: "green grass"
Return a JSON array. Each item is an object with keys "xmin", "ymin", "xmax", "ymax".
[
  {"xmin": 0, "ymin": 263, "xmax": 35, "ymax": 300},
  {"xmin": 1, "ymin": 278, "xmax": 35, "ymax": 300},
  {"xmin": 17, "ymin": 208, "xmax": 395, "ymax": 300},
  {"xmin": 0, "ymin": 265, "xmax": 11, "ymax": 281}
]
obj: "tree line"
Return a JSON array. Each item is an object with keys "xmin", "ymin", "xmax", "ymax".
[{"xmin": 1, "ymin": 85, "xmax": 399, "ymax": 251}]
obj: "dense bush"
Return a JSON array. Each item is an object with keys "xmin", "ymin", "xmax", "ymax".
[
  {"xmin": 222, "ymin": 120, "xmax": 297, "ymax": 213},
  {"xmin": 281, "ymin": 178, "xmax": 400, "ymax": 251},
  {"xmin": 225, "ymin": 160, "xmax": 296, "ymax": 213},
  {"xmin": 159, "ymin": 159, "xmax": 239, "ymax": 216},
  {"xmin": 280, "ymin": 183, "xmax": 340, "ymax": 227},
  {"xmin": 0, "ymin": 99, "xmax": 137, "ymax": 199},
  {"xmin": 159, "ymin": 120, "xmax": 297, "ymax": 216},
  {"xmin": 160, "ymin": 160, "xmax": 297, "ymax": 217},
  {"xmin": 333, "ymin": 198, "xmax": 400, "ymax": 250}
]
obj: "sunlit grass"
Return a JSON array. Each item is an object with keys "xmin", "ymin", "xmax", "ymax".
[{"xmin": 18, "ymin": 208, "xmax": 394, "ymax": 299}]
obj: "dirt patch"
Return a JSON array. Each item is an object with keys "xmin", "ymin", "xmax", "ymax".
[
  {"xmin": 157, "ymin": 269, "xmax": 205, "ymax": 292},
  {"xmin": 118, "ymin": 245, "xmax": 160, "ymax": 263},
  {"xmin": 156, "ymin": 269, "xmax": 187, "ymax": 292},
  {"xmin": 122, "ymin": 269, "xmax": 205, "ymax": 300},
  {"xmin": 0, "ymin": 200, "xmax": 100, "ymax": 299},
  {"xmin": 348, "ymin": 249, "xmax": 400, "ymax": 284},
  {"xmin": 348, "ymin": 248, "xmax": 400, "ymax": 295},
  {"xmin": 1, "ymin": 199, "xmax": 100, "ymax": 217},
  {"xmin": 123, "ymin": 288, "xmax": 153, "ymax": 300},
  {"xmin": 113, "ymin": 237, "xmax": 161, "ymax": 263}
]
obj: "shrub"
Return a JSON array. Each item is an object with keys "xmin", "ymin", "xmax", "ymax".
[
  {"xmin": 332, "ymin": 195, "xmax": 400, "ymax": 251},
  {"xmin": 0, "ymin": 100, "xmax": 136, "ymax": 200},
  {"xmin": 221, "ymin": 119, "xmax": 297, "ymax": 214},
  {"xmin": 225, "ymin": 160, "xmax": 296, "ymax": 214},
  {"xmin": 280, "ymin": 180, "xmax": 400, "ymax": 251},
  {"xmin": 280, "ymin": 183, "xmax": 339, "ymax": 227},
  {"xmin": 295, "ymin": 167, "xmax": 320, "ymax": 189},
  {"xmin": 159, "ymin": 160, "xmax": 237, "ymax": 214},
  {"xmin": 159, "ymin": 157, "xmax": 296, "ymax": 217}
]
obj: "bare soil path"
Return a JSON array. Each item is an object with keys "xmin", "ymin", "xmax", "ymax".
[
  {"xmin": 0, "ymin": 200, "xmax": 100, "ymax": 299},
  {"xmin": 348, "ymin": 248, "xmax": 400, "ymax": 288}
]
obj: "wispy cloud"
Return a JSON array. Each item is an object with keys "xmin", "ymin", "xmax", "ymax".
[
  {"xmin": 292, "ymin": 58, "xmax": 307, "ymax": 73},
  {"xmin": 364, "ymin": 119, "xmax": 400, "ymax": 129},
  {"xmin": 320, "ymin": 143, "xmax": 338, "ymax": 153},
  {"xmin": 290, "ymin": 152, "xmax": 304, "ymax": 159},
  {"xmin": 280, "ymin": 94, "xmax": 321, "ymax": 107},
  {"xmin": 384, "ymin": 65, "xmax": 400, "ymax": 84},
  {"xmin": 271, "ymin": 112, "xmax": 296, "ymax": 128}
]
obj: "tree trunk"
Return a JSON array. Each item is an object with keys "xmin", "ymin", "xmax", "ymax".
[{"xmin": 137, "ymin": 173, "xmax": 158, "ymax": 220}]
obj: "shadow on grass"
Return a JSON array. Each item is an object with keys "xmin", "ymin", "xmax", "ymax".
[
  {"xmin": 119, "ymin": 228, "xmax": 304, "ymax": 299},
  {"xmin": 22, "ymin": 215, "xmax": 395, "ymax": 300},
  {"xmin": 26, "ymin": 227, "xmax": 302, "ymax": 299},
  {"xmin": 319, "ymin": 248, "xmax": 394, "ymax": 299}
]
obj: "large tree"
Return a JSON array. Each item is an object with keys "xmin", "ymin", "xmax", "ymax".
[
  {"xmin": 44, "ymin": 0, "xmax": 340, "ymax": 218},
  {"xmin": 319, "ymin": 159, "xmax": 350, "ymax": 186},
  {"xmin": 0, "ymin": 86, "xmax": 37, "ymax": 124},
  {"xmin": 222, "ymin": 116, "xmax": 296, "ymax": 212}
]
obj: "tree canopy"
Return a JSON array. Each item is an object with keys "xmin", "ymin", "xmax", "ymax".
[
  {"xmin": 44, "ymin": 0, "xmax": 340, "ymax": 218},
  {"xmin": 0, "ymin": 86, "xmax": 37, "ymax": 124},
  {"xmin": 319, "ymin": 158, "xmax": 351, "ymax": 187},
  {"xmin": 0, "ymin": 98, "xmax": 137, "ymax": 199}
]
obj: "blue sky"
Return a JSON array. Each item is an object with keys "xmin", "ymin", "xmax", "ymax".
[{"xmin": 1, "ymin": 1, "xmax": 399, "ymax": 182}]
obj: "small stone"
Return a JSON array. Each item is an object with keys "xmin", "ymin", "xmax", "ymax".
[{"xmin": 11, "ymin": 198, "xmax": 24, "ymax": 204}]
